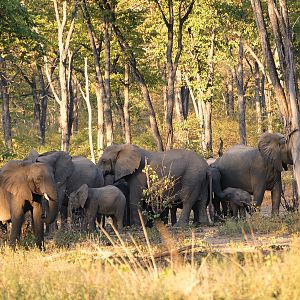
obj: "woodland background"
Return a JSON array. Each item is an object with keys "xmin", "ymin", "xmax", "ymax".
[{"xmin": 1, "ymin": 0, "xmax": 299, "ymax": 163}]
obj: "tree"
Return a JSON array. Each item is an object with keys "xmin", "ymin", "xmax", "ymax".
[
  {"xmin": 251, "ymin": 0, "xmax": 300, "ymax": 200},
  {"xmin": 45, "ymin": 0, "xmax": 78, "ymax": 151},
  {"xmin": 154, "ymin": 0, "xmax": 195, "ymax": 150}
]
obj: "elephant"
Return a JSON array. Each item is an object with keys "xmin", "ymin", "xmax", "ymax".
[
  {"xmin": 68, "ymin": 184, "xmax": 126, "ymax": 232},
  {"xmin": 211, "ymin": 132, "xmax": 293, "ymax": 215},
  {"xmin": 104, "ymin": 174, "xmax": 130, "ymax": 227},
  {"xmin": 222, "ymin": 187, "xmax": 253, "ymax": 219},
  {"xmin": 98, "ymin": 144, "xmax": 209, "ymax": 226},
  {"xmin": 26, "ymin": 151, "xmax": 104, "ymax": 223},
  {"xmin": 0, "ymin": 160, "xmax": 58, "ymax": 248}
]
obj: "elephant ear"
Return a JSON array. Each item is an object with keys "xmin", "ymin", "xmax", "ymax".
[
  {"xmin": 115, "ymin": 144, "xmax": 141, "ymax": 181},
  {"xmin": 38, "ymin": 151, "xmax": 74, "ymax": 185},
  {"xmin": 0, "ymin": 161, "xmax": 33, "ymax": 201},
  {"xmin": 258, "ymin": 133, "xmax": 286, "ymax": 172},
  {"xmin": 77, "ymin": 184, "xmax": 89, "ymax": 208}
]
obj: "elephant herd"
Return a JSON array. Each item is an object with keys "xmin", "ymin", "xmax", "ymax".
[{"xmin": 0, "ymin": 132, "xmax": 293, "ymax": 249}]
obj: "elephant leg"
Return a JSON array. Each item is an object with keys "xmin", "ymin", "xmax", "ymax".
[
  {"xmin": 31, "ymin": 203, "xmax": 44, "ymax": 250},
  {"xmin": 171, "ymin": 206, "xmax": 177, "ymax": 225},
  {"xmin": 160, "ymin": 207, "xmax": 169, "ymax": 225},
  {"xmin": 213, "ymin": 195, "xmax": 222, "ymax": 216},
  {"xmin": 240, "ymin": 207, "xmax": 246, "ymax": 219},
  {"xmin": 271, "ymin": 182, "xmax": 281, "ymax": 215},
  {"xmin": 231, "ymin": 204, "xmax": 238, "ymax": 219},
  {"xmin": 10, "ymin": 204, "xmax": 25, "ymax": 247},
  {"xmin": 253, "ymin": 187, "xmax": 266, "ymax": 209},
  {"xmin": 128, "ymin": 177, "xmax": 144, "ymax": 225},
  {"xmin": 192, "ymin": 201, "xmax": 200, "ymax": 226},
  {"xmin": 87, "ymin": 213, "xmax": 96, "ymax": 233}
]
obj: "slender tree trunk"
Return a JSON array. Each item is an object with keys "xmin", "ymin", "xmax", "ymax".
[
  {"xmin": 80, "ymin": 58, "xmax": 95, "ymax": 163},
  {"xmin": 228, "ymin": 70, "xmax": 234, "ymax": 115},
  {"xmin": 81, "ymin": 0, "xmax": 105, "ymax": 156},
  {"xmin": 266, "ymin": 87, "xmax": 273, "ymax": 132},
  {"xmin": 104, "ymin": 20, "xmax": 114, "ymax": 145},
  {"xmin": 175, "ymin": 69, "xmax": 184, "ymax": 122},
  {"xmin": 37, "ymin": 64, "xmax": 48, "ymax": 144},
  {"xmin": 72, "ymin": 80, "xmax": 79, "ymax": 134},
  {"xmin": 112, "ymin": 24, "xmax": 163, "ymax": 150},
  {"xmin": 254, "ymin": 62, "xmax": 262, "ymax": 134},
  {"xmin": 31, "ymin": 73, "xmax": 41, "ymax": 127},
  {"xmin": 236, "ymin": 38, "xmax": 246, "ymax": 145},
  {"xmin": 124, "ymin": 63, "xmax": 131, "ymax": 144},
  {"xmin": 115, "ymin": 89, "xmax": 125, "ymax": 138},
  {"xmin": 260, "ymin": 72, "xmax": 267, "ymax": 130},
  {"xmin": 0, "ymin": 57, "xmax": 12, "ymax": 150},
  {"xmin": 203, "ymin": 101, "xmax": 212, "ymax": 152},
  {"xmin": 67, "ymin": 52, "xmax": 75, "ymax": 141}
]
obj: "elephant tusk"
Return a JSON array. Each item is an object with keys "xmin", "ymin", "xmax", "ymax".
[{"xmin": 44, "ymin": 193, "xmax": 50, "ymax": 201}]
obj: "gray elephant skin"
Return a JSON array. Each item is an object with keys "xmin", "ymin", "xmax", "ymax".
[
  {"xmin": 26, "ymin": 150, "xmax": 104, "ymax": 220},
  {"xmin": 222, "ymin": 187, "xmax": 252, "ymax": 219},
  {"xmin": 68, "ymin": 184, "xmax": 126, "ymax": 231},
  {"xmin": 207, "ymin": 166, "xmax": 228, "ymax": 219},
  {"xmin": 211, "ymin": 133, "xmax": 293, "ymax": 215},
  {"xmin": 0, "ymin": 160, "xmax": 58, "ymax": 248},
  {"xmin": 98, "ymin": 144, "xmax": 209, "ymax": 226}
]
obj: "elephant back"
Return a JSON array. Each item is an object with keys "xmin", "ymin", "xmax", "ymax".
[{"xmin": 67, "ymin": 156, "xmax": 104, "ymax": 194}]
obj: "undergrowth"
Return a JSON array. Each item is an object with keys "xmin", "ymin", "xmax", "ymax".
[{"xmin": 219, "ymin": 212, "xmax": 300, "ymax": 236}]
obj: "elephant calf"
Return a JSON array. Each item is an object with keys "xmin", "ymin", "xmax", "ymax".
[
  {"xmin": 222, "ymin": 187, "xmax": 253, "ymax": 219},
  {"xmin": 68, "ymin": 184, "xmax": 126, "ymax": 232}
]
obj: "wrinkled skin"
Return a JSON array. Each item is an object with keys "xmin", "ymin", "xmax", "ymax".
[
  {"xmin": 0, "ymin": 161, "xmax": 58, "ymax": 248},
  {"xmin": 98, "ymin": 144, "xmax": 209, "ymax": 226},
  {"xmin": 222, "ymin": 187, "xmax": 253, "ymax": 219},
  {"xmin": 26, "ymin": 151, "xmax": 104, "ymax": 222},
  {"xmin": 211, "ymin": 133, "xmax": 293, "ymax": 215},
  {"xmin": 68, "ymin": 184, "xmax": 126, "ymax": 232}
]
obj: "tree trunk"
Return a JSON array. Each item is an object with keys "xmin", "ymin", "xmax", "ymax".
[
  {"xmin": 236, "ymin": 38, "xmax": 246, "ymax": 145},
  {"xmin": 174, "ymin": 69, "xmax": 184, "ymax": 122},
  {"xmin": 72, "ymin": 81, "xmax": 79, "ymax": 135},
  {"xmin": 37, "ymin": 64, "xmax": 48, "ymax": 144},
  {"xmin": 228, "ymin": 70, "xmax": 234, "ymax": 115},
  {"xmin": 112, "ymin": 24, "xmax": 163, "ymax": 151},
  {"xmin": 203, "ymin": 100, "xmax": 212, "ymax": 152},
  {"xmin": 81, "ymin": 0, "xmax": 105, "ymax": 156},
  {"xmin": 115, "ymin": 88, "xmax": 125, "ymax": 138},
  {"xmin": 0, "ymin": 57, "xmax": 12, "ymax": 150},
  {"xmin": 31, "ymin": 73, "xmax": 40, "ymax": 127},
  {"xmin": 123, "ymin": 63, "xmax": 131, "ymax": 144},
  {"xmin": 81, "ymin": 58, "xmax": 95, "ymax": 163},
  {"xmin": 266, "ymin": 87, "xmax": 273, "ymax": 132},
  {"xmin": 260, "ymin": 72, "xmax": 267, "ymax": 130},
  {"xmin": 254, "ymin": 62, "xmax": 262, "ymax": 134},
  {"xmin": 104, "ymin": 20, "xmax": 114, "ymax": 145}
]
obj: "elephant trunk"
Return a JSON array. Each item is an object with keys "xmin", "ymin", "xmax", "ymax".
[
  {"xmin": 42, "ymin": 186, "xmax": 58, "ymax": 225},
  {"xmin": 213, "ymin": 182, "xmax": 226, "ymax": 198}
]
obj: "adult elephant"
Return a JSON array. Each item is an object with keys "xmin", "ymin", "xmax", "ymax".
[
  {"xmin": 211, "ymin": 132, "xmax": 293, "ymax": 215},
  {"xmin": 98, "ymin": 144, "xmax": 209, "ymax": 226},
  {"xmin": 0, "ymin": 160, "xmax": 58, "ymax": 248},
  {"xmin": 26, "ymin": 151, "xmax": 104, "ymax": 220}
]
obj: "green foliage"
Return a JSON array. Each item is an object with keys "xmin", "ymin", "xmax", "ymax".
[{"xmin": 142, "ymin": 162, "xmax": 178, "ymax": 220}]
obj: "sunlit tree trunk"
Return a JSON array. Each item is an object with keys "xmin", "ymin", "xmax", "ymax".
[
  {"xmin": 124, "ymin": 63, "xmax": 131, "ymax": 144},
  {"xmin": 0, "ymin": 57, "xmax": 12, "ymax": 150},
  {"xmin": 254, "ymin": 62, "xmax": 262, "ymax": 134}
]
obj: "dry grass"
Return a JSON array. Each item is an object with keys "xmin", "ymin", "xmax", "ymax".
[{"xmin": 0, "ymin": 218, "xmax": 300, "ymax": 299}]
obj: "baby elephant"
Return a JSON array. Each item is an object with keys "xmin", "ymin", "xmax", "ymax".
[
  {"xmin": 68, "ymin": 184, "xmax": 126, "ymax": 232},
  {"xmin": 222, "ymin": 187, "xmax": 253, "ymax": 219}
]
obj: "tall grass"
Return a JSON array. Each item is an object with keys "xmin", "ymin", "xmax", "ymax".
[{"xmin": 0, "ymin": 222, "xmax": 300, "ymax": 299}]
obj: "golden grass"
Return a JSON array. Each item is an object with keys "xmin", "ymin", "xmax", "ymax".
[{"xmin": 0, "ymin": 221, "xmax": 300, "ymax": 300}]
